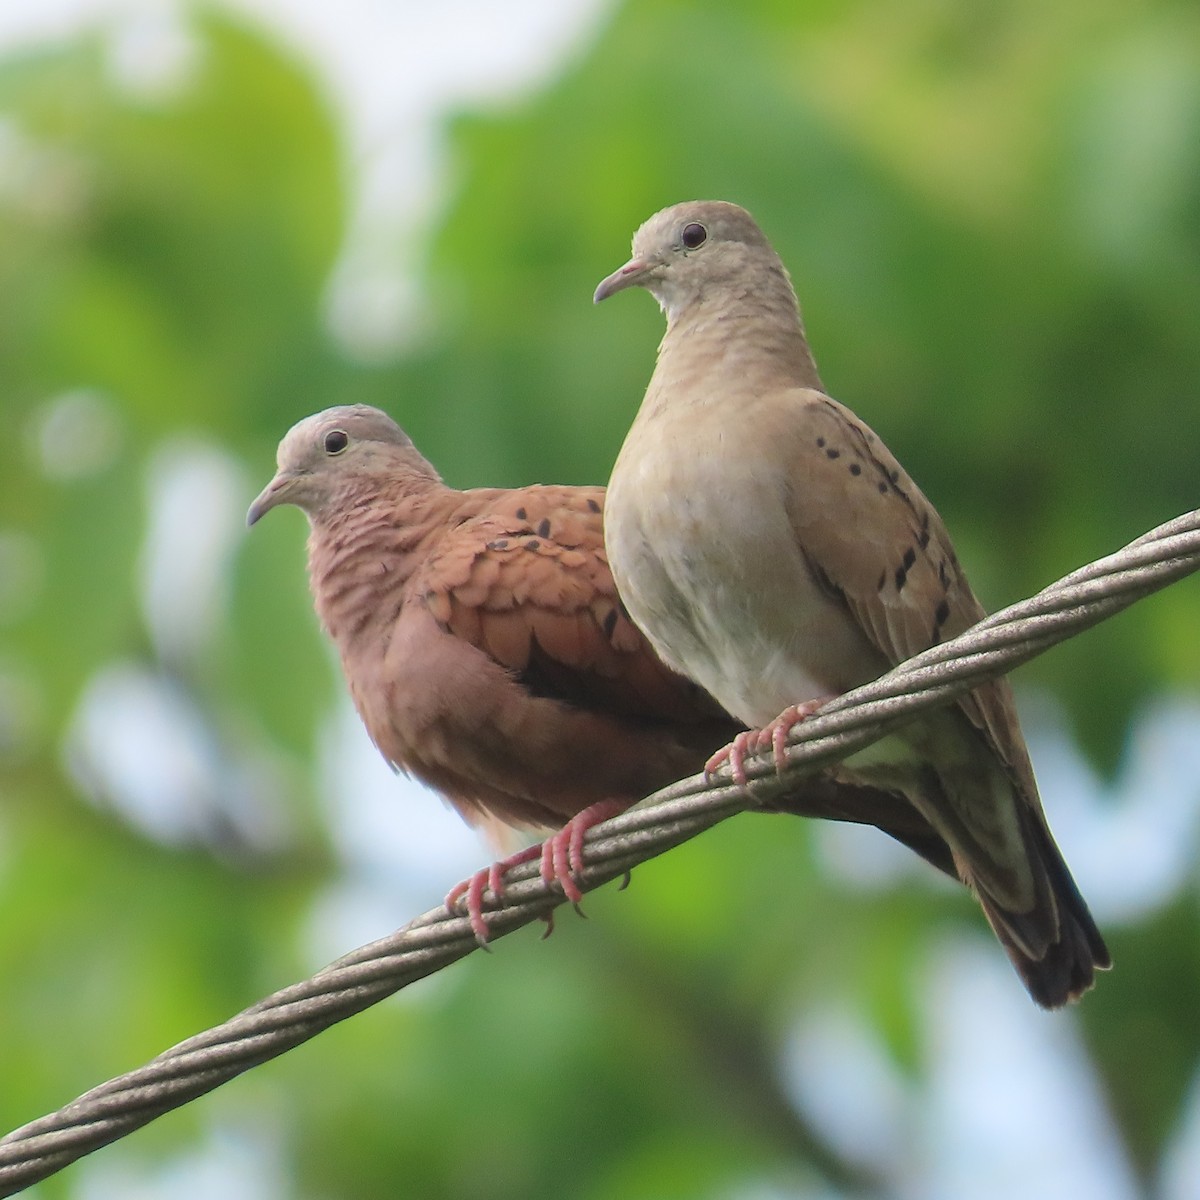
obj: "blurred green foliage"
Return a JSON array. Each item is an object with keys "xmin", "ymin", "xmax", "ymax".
[{"xmin": 1, "ymin": 2, "xmax": 1198, "ymax": 1197}]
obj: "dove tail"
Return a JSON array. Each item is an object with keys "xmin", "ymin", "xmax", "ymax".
[
  {"xmin": 976, "ymin": 804, "xmax": 1111, "ymax": 1009},
  {"xmin": 819, "ymin": 746, "xmax": 1109, "ymax": 1007}
]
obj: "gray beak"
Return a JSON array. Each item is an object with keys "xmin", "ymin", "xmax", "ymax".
[
  {"xmin": 593, "ymin": 257, "xmax": 652, "ymax": 303},
  {"xmin": 246, "ymin": 475, "xmax": 289, "ymax": 527}
]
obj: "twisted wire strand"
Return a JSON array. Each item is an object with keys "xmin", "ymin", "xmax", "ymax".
[{"xmin": 1, "ymin": 508, "xmax": 1197, "ymax": 1196}]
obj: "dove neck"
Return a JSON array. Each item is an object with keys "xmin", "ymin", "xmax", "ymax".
[
  {"xmin": 656, "ymin": 291, "xmax": 822, "ymax": 402},
  {"xmin": 306, "ymin": 474, "xmax": 449, "ymax": 644}
]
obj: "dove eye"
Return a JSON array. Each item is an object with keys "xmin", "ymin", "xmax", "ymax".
[
  {"xmin": 324, "ymin": 430, "xmax": 349, "ymax": 455},
  {"xmin": 681, "ymin": 222, "xmax": 707, "ymax": 250}
]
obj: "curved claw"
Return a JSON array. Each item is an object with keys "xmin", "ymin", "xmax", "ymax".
[
  {"xmin": 449, "ymin": 800, "xmax": 634, "ymax": 942},
  {"xmin": 705, "ymin": 697, "xmax": 834, "ymax": 786},
  {"xmin": 537, "ymin": 800, "xmax": 629, "ymax": 912},
  {"xmin": 445, "ymin": 844, "xmax": 542, "ymax": 944},
  {"xmin": 762, "ymin": 698, "xmax": 831, "ymax": 772},
  {"xmin": 540, "ymin": 830, "xmax": 583, "ymax": 905},
  {"xmin": 705, "ymin": 729, "xmax": 757, "ymax": 786}
]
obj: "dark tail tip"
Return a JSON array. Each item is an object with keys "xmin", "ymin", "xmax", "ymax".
[
  {"xmin": 1011, "ymin": 907, "xmax": 1111, "ymax": 1009},
  {"xmin": 990, "ymin": 817, "xmax": 1111, "ymax": 1009}
]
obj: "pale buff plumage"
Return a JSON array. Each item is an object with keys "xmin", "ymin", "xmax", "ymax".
[{"xmin": 597, "ymin": 201, "xmax": 1109, "ymax": 1007}]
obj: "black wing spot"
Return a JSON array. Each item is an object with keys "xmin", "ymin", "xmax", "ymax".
[
  {"xmin": 816, "ymin": 436, "xmax": 826, "ymax": 448},
  {"xmin": 516, "ymin": 506, "xmax": 527, "ymax": 520},
  {"xmin": 487, "ymin": 538, "xmax": 509, "ymax": 550},
  {"xmin": 876, "ymin": 570, "xmax": 887, "ymax": 591},
  {"xmin": 894, "ymin": 565, "xmax": 908, "ymax": 590},
  {"xmin": 902, "ymin": 547, "xmax": 917, "ymax": 571},
  {"xmin": 849, "ymin": 462, "xmax": 862, "ymax": 476},
  {"xmin": 938, "ymin": 560, "xmax": 951, "ymax": 590},
  {"xmin": 587, "ymin": 498, "xmax": 601, "ymax": 513},
  {"xmin": 878, "ymin": 481, "xmax": 889, "ymax": 494},
  {"xmin": 826, "ymin": 447, "xmax": 840, "ymax": 459},
  {"xmin": 602, "ymin": 608, "xmax": 619, "ymax": 639},
  {"xmin": 934, "ymin": 599, "xmax": 951, "ymax": 628},
  {"xmin": 524, "ymin": 539, "xmax": 540, "ymax": 551},
  {"xmin": 537, "ymin": 517, "xmax": 551, "ymax": 538}
]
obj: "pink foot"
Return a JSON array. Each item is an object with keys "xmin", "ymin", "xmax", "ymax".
[
  {"xmin": 705, "ymin": 729, "xmax": 760, "ymax": 787},
  {"xmin": 538, "ymin": 800, "xmax": 629, "ymax": 906},
  {"xmin": 760, "ymin": 697, "xmax": 830, "ymax": 772},
  {"xmin": 446, "ymin": 844, "xmax": 542, "ymax": 944},
  {"xmin": 705, "ymin": 697, "xmax": 833, "ymax": 785}
]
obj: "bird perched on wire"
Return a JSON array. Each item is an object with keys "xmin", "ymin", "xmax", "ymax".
[
  {"xmin": 249, "ymin": 405, "xmax": 972, "ymax": 941},
  {"xmin": 248, "ymin": 406, "xmax": 930, "ymax": 940},
  {"xmin": 595, "ymin": 200, "xmax": 1109, "ymax": 1007}
]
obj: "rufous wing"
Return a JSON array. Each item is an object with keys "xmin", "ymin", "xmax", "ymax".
[{"xmin": 417, "ymin": 485, "xmax": 730, "ymax": 729}]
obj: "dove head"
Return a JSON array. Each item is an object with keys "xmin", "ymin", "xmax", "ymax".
[
  {"xmin": 593, "ymin": 200, "xmax": 797, "ymax": 325},
  {"xmin": 247, "ymin": 404, "xmax": 439, "ymax": 526}
]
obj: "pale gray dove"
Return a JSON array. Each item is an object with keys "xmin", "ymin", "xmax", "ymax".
[
  {"xmin": 247, "ymin": 405, "xmax": 960, "ymax": 941},
  {"xmin": 595, "ymin": 201, "xmax": 1109, "ymax": 1007}
]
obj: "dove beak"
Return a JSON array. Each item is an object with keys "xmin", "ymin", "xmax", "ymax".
[
  {"xmin": 593, "ymin": 257, "xmax": 653, "ymax": 303},
  {"xmin": 246, "ymin": 474, "xmax": 290, "ymax": 527}
]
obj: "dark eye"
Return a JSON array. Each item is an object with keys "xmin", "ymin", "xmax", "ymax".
[
  {"xmin": 681, "ymin": 222, "xmax": 707, "ymax": 249},
  {"xmin": 324, "ymin": 429, "xmax": 349, "ymax": 455}
]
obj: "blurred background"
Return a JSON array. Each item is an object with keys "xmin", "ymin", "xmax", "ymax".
[{"xmin": 1, "ymin": 0, "xmax": 1199, "ymax": 1197}]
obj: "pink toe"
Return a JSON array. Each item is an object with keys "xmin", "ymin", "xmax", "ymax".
[
  {"xmin": 466, "ymin": 871, "xmax": 489, "ymax": 943},
  {"xmin": 704, "ymin": 744, "xmax": 732, "ymax": 779},
  {"xmin": 553, "ymin": 831, "xmax": 583, "ymax": 904}
]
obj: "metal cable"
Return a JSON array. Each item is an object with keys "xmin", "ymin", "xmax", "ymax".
[{"xmin": 1, "ymin": 508, "xmax": 1197, "ymax": 1196}]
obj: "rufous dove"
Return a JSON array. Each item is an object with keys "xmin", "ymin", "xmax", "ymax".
[
  {"xmin": 248, "ymin": 405, "xmax": 960, "ymax": 941},
  {"xmin": 595, "ymin": 200, "xmax": 1109, "ymax": 1007}
]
